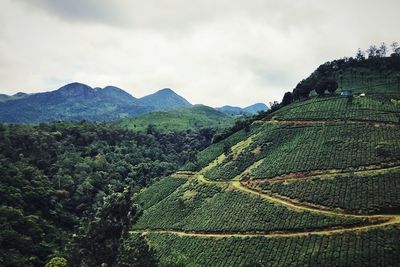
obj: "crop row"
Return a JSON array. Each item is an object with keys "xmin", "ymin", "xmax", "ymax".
[
  {"xmin": 257, "ymin": 169, "xmax": 400, "ymax": 214},
  {"xmin": 134, "ymin": 176, "xmax": 187, "ymax": 209},
  {"xmin": 145, "ymin": 226, "xmax": 400, "ymax": 266},
  {"xmin": 204, "ymin": 124, "xmax": 295, "ymax": 180},
  {"xmin": 180, "ymin": 126, "xmax": 256, "ymax": 171},
  {"xmin": 250, "ymin": 124, "xmax": 400, "ymax": 179},
  {"xmin": 133, "ymin": 181, "xmax": 365, "ymax": 232},
  {"xmin": 273, "ymin": 96, "xmax": 400, "ymax": 122},
  {"xmin": 204, "ymin": 124, "xmax": 400, "ymax": 180}
]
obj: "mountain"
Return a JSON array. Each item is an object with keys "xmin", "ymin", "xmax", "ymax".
[
  {"xmin": 216, "ymin": 105, "xmax": 247, "ymax": 115},
  {"xmin": 0, "ymin": 83, "xmax": 270, "ymax": 123},
  {"xmin": 135, "ymin": 88, "xmax": 192, "ymax": 111},
  {"xmin": 0, "ymin": 84, "xmax": 196, "ymax": 123},
  {"xmin": 115, "ymin": 105, "xmax": 234, "ymax": 132},
  {"xmin": 0, "ymin": 82, "xmax": 151, "ymax": 123},
  {"xmin": 217, "ymin": 103, "xmax": 269, "ymax": 115},
  {"xmin": 0, "ymin": 92, "xmax": 29, "ymax": 102},
  {"xmin": 243, "ymin": 102, "xmax": 269, "ymax": 114},
  {"xmin": 99, "ymin": 86, "xmax": 137, "ymax": 102},
  {"xmin": 0, "ymin": 83, "xmax": 197, "ymax": 123}
]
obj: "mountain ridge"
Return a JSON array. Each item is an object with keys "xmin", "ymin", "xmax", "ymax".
[
  {"xmin": 0, "ymin": 82, "xmax": 267, "ymax": 123},
  {"xmin": 217, "ymin": 102, "xmax": 269, "ymax": 115}
]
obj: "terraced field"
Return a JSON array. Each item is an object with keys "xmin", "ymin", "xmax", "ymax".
[
  {"xmin": 272, "ymin": 96, "xmax": 400, "ymax": 123},
  {"xmin": 203, "ymin": 123, "xmax": 400, "ymax": 181},
  {"xmin": 131, "ymin": 91, "xmax": 400, "ymax": 266},
  {"xmin": 252, "ymin": 167, "xmax": 400, "ymax": 214}
]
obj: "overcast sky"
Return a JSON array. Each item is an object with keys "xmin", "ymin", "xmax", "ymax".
[{"xmin": 0, "ymin": 0, "xmax": 398, "ymax": 107}]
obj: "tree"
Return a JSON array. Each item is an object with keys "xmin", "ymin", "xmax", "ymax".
[
  {"xmin": 315, "ymin": 78, "xmax": 338, "ymax": 96},
  {"xmin": 292, "ymin": 78, "xmax": 315, "ymax": 100},
  {"xmin": 367, "ymin": 45, "xmax": 378, "ymax": 58},
  {"xmin": 356, "ymin": 48, "xmax": 365, "ymax": 60},
  {"xmin": 391, "ymin": 41, "xmax": 400, "ymax": 56},
  {"xmin": 269, "ymin": 101, "xmax": 281, "ymax": 112},
  {"xmin": 326, "ymin": 79, "xmax": 338, "ymax": 94},
  {"xmin": 68, "ymin": 187, "xmax": 142, "ymax": 266},
  {"xmin": 314, "ymin": 80, "xmax": 326, "ymax": 96},
  {"xmin": 281, "ymin": 92, "xmax": 293, "ymax": 106},
  {"xmin": 377, "ymin": 42, "xmax": 387, "ymax": 57},
  {"xmin": 116, "ymin": 235, "xmax": 158, "ymax": 267},
  {"xmin": 45, "ymin": 257, "xmax": 68, "ymax": 267}
]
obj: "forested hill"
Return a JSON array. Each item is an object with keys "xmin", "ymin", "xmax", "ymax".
[
  {"xmin": 0, "ymin": 83, "xmax": 269, "ymax": 124},
  {"xmin": 216, "ymin": 103, "xmax": 269, "ymax": 116},
  {"xmin": 282, "ymin": 51, "xmax": 400, "ymax": 104},
  {"xmin": 0, "ymin": 122, "xmax": 215, "ymax": 266},
  {"xmin": 0, "ymin": 83, "xmax": 192, "ymax": 123}
]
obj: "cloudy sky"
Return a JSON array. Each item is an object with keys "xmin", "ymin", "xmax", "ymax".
[{"xmin": 0, "ymin": 0, "xmax": 398, "ymax": 107}]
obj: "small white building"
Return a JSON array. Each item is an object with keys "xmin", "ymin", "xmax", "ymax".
[{"xmin": 340, "ymin": 90, "xmax": 353, "ymax": 96}]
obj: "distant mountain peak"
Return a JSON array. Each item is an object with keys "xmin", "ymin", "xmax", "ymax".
[
  {"xmin": 59, "ymin": 82, "xmax": 91, "ymax": 89},
  {"xmin": 156, "ymin": 88, "xmax": 176, "ymax": 94},
  {"xmin": 103, "ymin": 85, "xmax": 123, "ymax": 91},
  {"xmin": 243, "ymin": 103, "xmax": 269, "ymax": 114},
  {"xmin": 217, "ymin": 102, "xmax": 268, "ymax": 116},
  {"xmin": 13, "ymin": 92, "xmax": 28, "ymax": 97},
  {"xmin": 136, "ymin": 87, "xmax": 191, "ymax": 111}
]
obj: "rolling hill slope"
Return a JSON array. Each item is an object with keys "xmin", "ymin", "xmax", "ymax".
[
  {"xmin": 217, "ymin": 102, "xmax": 269, "ymax": 115},
  {"xmin": 115, "ymin": 105, "xmax": 234, "ymax": 132},
  {"xmin": 130, "ymin": 60, "xmax": 400, "ymax": 266},
  {"xmin": 135, "ymin": 88, "xmax": 192, "ymax": 111}
]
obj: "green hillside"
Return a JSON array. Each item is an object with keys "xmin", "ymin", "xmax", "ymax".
[
  {"xmin": 131, "ymin": 58, "xmax": 400, "ymax": 266},
  {"xmin": 2, "ymin": 55, "xmax": 400, "ymax": 266},
  {"xmin": 115, "ymin": 105, "xmax": 235, "ymax": 132}
]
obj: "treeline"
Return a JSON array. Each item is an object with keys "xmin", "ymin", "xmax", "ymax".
[
  {"xmin": 210, "ymin": 43, "xmax": 400, "ymax": 147},
  {"xmin": 0, "ymin": 121, "xmax": 214, "ymax": 266},
  {"xmin": 277, "ymin": 42, "xmax": 400, "ymax": 109}
]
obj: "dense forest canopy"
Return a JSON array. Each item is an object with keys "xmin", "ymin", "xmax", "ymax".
[{"xmin": 0, "ymin": 121, "xmax": 214, "ymax": 266}]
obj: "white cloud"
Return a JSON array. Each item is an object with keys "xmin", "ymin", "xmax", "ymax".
[{"xmin": 0, "ymin": 0, "xmax": 399, "ymax": 107}]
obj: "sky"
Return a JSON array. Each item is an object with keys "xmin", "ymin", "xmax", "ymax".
[{"xmin": 0, "ymin": 0, "xmax": 399, "ymax": 107}]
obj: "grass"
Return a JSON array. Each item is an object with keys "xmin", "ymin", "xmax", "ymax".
[{"xmin": 115, "ymin": 105, "xmax": 234, "ymax": 132}]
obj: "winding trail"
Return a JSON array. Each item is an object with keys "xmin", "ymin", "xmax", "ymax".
[
  {"xmin": 134, "ymin": 117, "xmax": 400, "ymax": 239},
  {"xmin": 131, "ymin": 216, "xmax": 400, "ymax": 238},
  {"xmin": 135, "ymin": 164, "xmax": 400, "ymax": 239},
  {"xmin": 253, "ymin": 118, "xmax": 398, "ymax": 128},
  {"xmin": 244, "ymin": 164, "xmax": 400, "ymax": 185}
]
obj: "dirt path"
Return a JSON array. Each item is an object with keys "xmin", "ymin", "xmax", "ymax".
[
  {"xmin": 244, "ymin": 164, "xmax": 400, "ymax": 185},
  {"xmin": 138, "ymin": 167, "xmax": 400, "ymax": 239},
  {"xmin": 131, "ymin": 215, "xmax": 400, "ymax": 239},
  {"xmin": 139, "ymin": 125, "xmax": 400, "ymax": 239},
  {"xmin": 253, "ymin": 118, "xmax": 398, "ymax": 128},
  {"xmin": 174, "ymin": 165, "xmax": 400, "ymax": 219}
]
